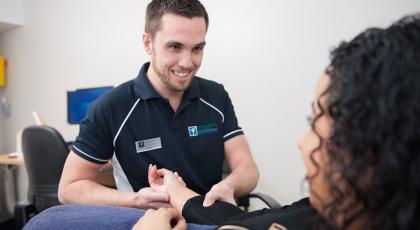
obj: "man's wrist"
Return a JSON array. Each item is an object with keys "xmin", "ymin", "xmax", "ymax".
[
  {"xmin": 219, "ymin": 178, "xmax": 235, "ymax": 195},
  {"xmin": 123, "ymin": 191, "xmax": 139, "ymax": 208}
]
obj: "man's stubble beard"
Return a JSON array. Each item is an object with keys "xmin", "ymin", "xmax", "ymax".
[{"xmin": 152, "ymin": 61, "xmax": 193, "ymax": 93}]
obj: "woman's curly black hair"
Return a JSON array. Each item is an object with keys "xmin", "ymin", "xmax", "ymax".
[{"xmin": 313, "ymin": 14, "xmax": 420, "ymax": 229}]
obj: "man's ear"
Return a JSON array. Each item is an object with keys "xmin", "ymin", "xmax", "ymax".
[{"xmin": 143, "ymin": 33, "xmax": 153, "ymax": 55}]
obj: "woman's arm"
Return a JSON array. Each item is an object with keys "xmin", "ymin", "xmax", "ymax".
[
  {"xmin": 148, "ymin": 165, "xmax": 199, "ymax": 212},
  {"xmin": 148, "ymin": 165, "xmax": 245, "ymax": 225}
]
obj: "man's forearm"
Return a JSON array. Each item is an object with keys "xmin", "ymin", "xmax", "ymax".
[
  {"xmin": 223, "ymin": 161, "xmax": 259, "ymax": 198},
  {"xmin": 59, "ymin": 180, "xmax": 136, "ymax": 207},
  {"xmin": 222, "ymin": 135, "xmax": 259, "ymax": 198}
]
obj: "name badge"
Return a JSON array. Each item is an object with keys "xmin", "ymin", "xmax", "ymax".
[{"xmin": 135, "ymin": 137, "xmax": 162, "ymax": 153}]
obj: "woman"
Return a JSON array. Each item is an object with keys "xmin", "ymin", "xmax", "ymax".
[{"xmin": 134, "ymin": 14, "xmax": 420, "ymax": 230}]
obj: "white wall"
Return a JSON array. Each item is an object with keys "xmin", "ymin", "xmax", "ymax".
[
  {"xmin": 0, "ymin": 0, "xmax": 24, "ymax": 31},
  {"xmin": 0, "ymin": 115, "xmax": 4, "ymax": 152},
  {"xmin": 0, "ymin": 0, "xmax": 419, "ymax": 205}
]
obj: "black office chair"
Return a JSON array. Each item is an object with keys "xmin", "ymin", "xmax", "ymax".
[
  {"xmin": 222, "ymin": 161, "xmax": 281, "ymax": 211},
  {"xmin": 15, "ymin": 125, "xmax": 69, "ymax": 228}
]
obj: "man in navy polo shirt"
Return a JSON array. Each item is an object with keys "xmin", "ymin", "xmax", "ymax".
[{"xmin": 58, "ymin": 0, "xmax": 259, "ymax": 210}]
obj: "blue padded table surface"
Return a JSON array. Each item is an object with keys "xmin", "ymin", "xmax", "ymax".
[{"xmin": 23, "ymin": 204, "xmax": 216, "ymax": 230}]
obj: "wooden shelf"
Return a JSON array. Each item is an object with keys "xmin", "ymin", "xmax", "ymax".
[{"xmin": 0, "ymin": 153, "xmax": 24, "ymax": 165}]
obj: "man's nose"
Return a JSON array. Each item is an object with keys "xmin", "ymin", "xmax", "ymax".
[{"xmin": 178, "ymin": 51, "xmax": 193, "ymax": 69}]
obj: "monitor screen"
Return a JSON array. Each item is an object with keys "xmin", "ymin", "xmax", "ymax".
[{"xmin": 67, "ymin": 86, "xmax": 113, "ymax": 124}]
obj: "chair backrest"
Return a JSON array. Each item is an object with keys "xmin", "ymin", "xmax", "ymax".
[{"xmin": 21, "ymin": 125, "xmax": 69, "ymax": 212}]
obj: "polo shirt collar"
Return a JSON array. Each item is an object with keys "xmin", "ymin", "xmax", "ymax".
[
  {"xmin": 183, "ymin": 74, "xmax": 201, "ymax": 101},
  {"xmin": 134, "ymin": 63, "xmax": 161, "ymax": 100},
  {"xmin": 134, "ymin": 62, "xmax": 201, "ymax": 101}
]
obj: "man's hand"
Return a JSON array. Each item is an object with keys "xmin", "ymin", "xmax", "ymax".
[
  {"xmin": 133, "ymin": 187, "xmax": 172, "ymax": 209},
  {"xmin": 132, "ymin": 208, "xmax": 187, "ymax": 230},
  {"xmin": 148, "ymin": 165, "xmax": 186, "ymax": 193},
  {"xmin": 203, "ymin": 181, "xmax": 236, "ymax": 207}
]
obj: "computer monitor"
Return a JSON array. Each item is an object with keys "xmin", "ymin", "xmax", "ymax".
[{"xmin": 67, "ymin": 86, "xmax": 113, "ymax": 124}]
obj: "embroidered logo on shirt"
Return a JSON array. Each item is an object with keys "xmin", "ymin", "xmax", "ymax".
[
  {"xmin": 135, "ymin": 137, "xmax": 162, "ymax": 153},
  {"xmin": 188, "ymin": 123, "xmax": 218, "ymax": 137},
  {"xmin": 188, "ymin": 126, "xmax": 198, "ymax": 136}
]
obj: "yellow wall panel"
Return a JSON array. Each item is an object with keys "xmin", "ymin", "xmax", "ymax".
[{"xmin": 0, "ymin": 56, "xmax": 5, "ymax": 87}]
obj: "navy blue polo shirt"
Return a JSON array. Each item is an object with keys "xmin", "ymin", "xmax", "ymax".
[{"xmin": 72, "ymin": 63, "xmax": 244, "ymax": 195}]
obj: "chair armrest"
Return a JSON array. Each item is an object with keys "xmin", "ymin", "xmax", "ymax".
[{"xmin": 247, "ymin": 192, "xmax": 282, "ymax": 208}]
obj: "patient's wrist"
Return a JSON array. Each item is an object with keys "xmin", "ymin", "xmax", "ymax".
[
  {"xmin": 166, "ymin": 182, "xmax": 199, "ymax": 213},
  {"xmin": 167, "ymin": 182, "xmax": 184, "ymax": 195}
]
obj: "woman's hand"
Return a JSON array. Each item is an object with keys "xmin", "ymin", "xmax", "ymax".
[
  {"xmin": 148, "ymin": 164, "xmax": 186, "ymax": 193},
  {"xmin": 132, "ymin": 208, "xmax": 187, "ymax": 230}
]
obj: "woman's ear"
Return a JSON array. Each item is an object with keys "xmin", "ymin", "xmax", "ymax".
[{"xmin": 142, "ymin": 33, "xmax": 153, "ymax": 55}]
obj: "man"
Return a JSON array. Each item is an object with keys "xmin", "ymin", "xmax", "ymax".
[{"xmin": 58, "ymin": 0, "xmax": 259, "ymax": 210}]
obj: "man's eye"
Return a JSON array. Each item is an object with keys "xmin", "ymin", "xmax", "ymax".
[
  {"xmin": 170, "ymin": 45, "xmax": 181, "ymax": 50},
  {"xmin": 195, "ymin": 46, "xmax": 204, "ymax": 51}
]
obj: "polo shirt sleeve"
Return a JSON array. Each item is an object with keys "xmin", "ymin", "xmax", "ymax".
[
  {"xmin": 221, "ymin": 87, "xmax": 244, "ymax": 142},
  {"xmin": 71, "ymin": 97, "xmax": 114, "ymax": 164}
]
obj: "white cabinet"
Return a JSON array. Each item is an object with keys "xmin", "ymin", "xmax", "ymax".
[{"xmin": 0, "ymin": 0, "xmax": 24, "ymax": 32}]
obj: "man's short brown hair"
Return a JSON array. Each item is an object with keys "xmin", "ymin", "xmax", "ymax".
[{"xmin": 145, "ymin": 0, "xmax": 209, "ymax": 38}]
